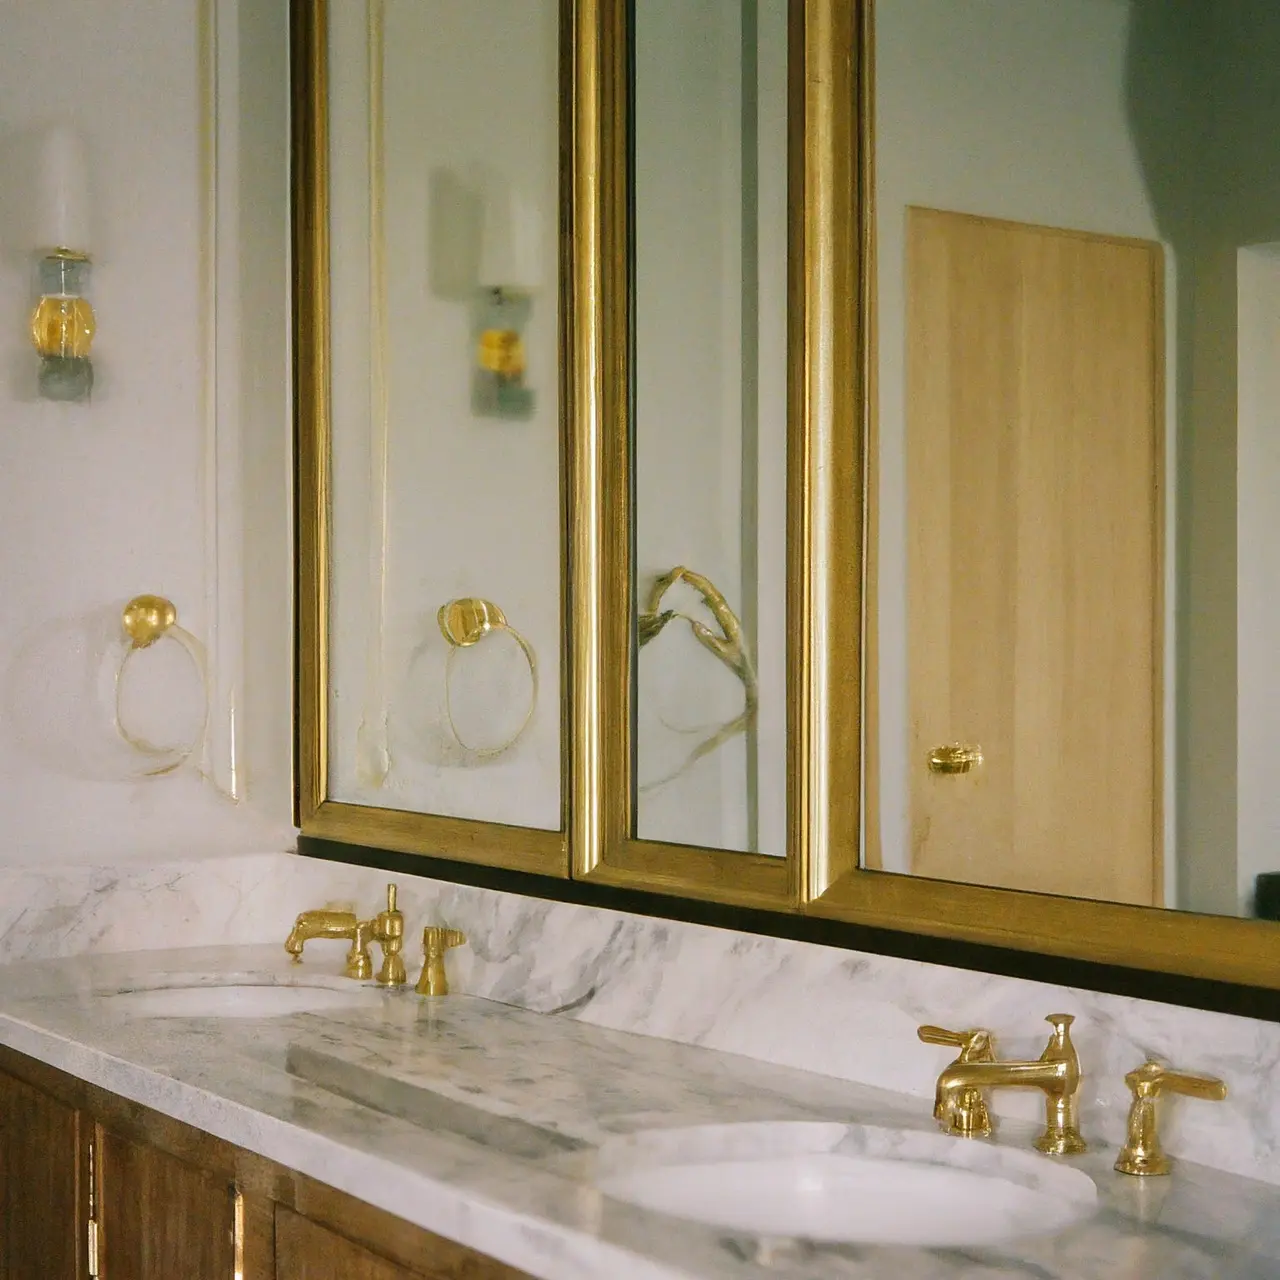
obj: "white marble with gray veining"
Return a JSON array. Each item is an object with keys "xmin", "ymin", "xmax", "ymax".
[
  {"xmin": 2, "ymin": 849, "xmax": 1278, "ymax": 1188},
  {"xmin": 1, "ymin": 943, "xmax": 1279, "ymax": 1279}
]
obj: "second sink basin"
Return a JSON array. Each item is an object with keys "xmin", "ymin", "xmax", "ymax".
[
  {"xmin": 102, "ymin": 981, "xmax": 370, "ymax": 1019},
  {"xmin": 597, "ymin": 1121, "xmax": 1098, "ymax": 1248}
]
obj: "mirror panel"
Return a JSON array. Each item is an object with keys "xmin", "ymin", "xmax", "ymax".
[
  {"xmin": 868, "ymin": 0, "xmax": 1278, "ymax": 919},
  {"xmin": 324, "ymin": 0, "xmax": 562, "ymax": 829},
  {"xmin": 630, "ymin": 0, "xmax": 789, "ymax": 854}
]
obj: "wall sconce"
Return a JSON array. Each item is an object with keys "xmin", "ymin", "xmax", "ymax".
[
  {"xmin": 30, "ymin": 125, "xmax": 95, "ymax": 403},
  {"xmin": 472, "ymin": 177, "xmax": 543, "ymax": 421}
]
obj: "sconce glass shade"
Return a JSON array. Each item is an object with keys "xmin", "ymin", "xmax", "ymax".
[{"xmin": 31, "ymin": 251, "xmax": 95, "ymax": 402}]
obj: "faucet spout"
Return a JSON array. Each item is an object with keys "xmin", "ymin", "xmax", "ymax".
[
  {"xmin": 926, "ymin": 1014, "xmax": 1087, "ymax": 1155},
  {"xmin": 284, "ymin": 909, "xmax": 359, "ymax": 959}
]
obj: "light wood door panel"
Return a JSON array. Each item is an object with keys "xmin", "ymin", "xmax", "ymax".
[
  {"xmin": 99, "ymin": 1126, "xmax": 235, "ymax": 1279},
  {"xmin": 0, "ymin": 1070, "xmax": 82, "ymax": 1280},
  {"xmin": 906, "ymin": 207, "xmax": 1162, "ymax": 905}
]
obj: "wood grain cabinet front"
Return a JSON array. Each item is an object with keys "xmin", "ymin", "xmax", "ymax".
[
  {"xmin": 98, "ymin": 1127, "xmax": 236, "ymax": 1280},
  {"xmin": 0, "ymin": 1068, "xmax": 83, "ymax": 1280},
  {"xmin": 0, "ymin": 1048, "xmax": 532, "ymax": 1280}
]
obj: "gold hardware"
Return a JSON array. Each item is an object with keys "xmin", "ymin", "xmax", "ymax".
[
  {"xmin": 635, "ymin": 566, "xmax": 759, "ymax": 789},
  {"xmin": 917, "ymin": 1025, "xmax": 996, "ymax": 1137},
  {"xmin": 122, "ymin": 594, "xmax": 178, "ymax": 648},
  {"xmin": 928, "ymin": 744, "xmax": 983, "ymax": 775},
  {"xmin": 284, "ymin": 883, "xmax": 409, "ymax": 984},
  {"xmin": 438, "ymin": 597, "xmax": 506, "ymax": 646},
  {"xmin": 87, "ymin": 1135, "xmax": 100, "ymax": 1277},
  {"xmin": 232, "ymin": 1185, "xmax": 245, "ymax": 1280},
  {"xmin": 437, "ymin": 597, "xmax": 538, "ymax": 759},
  {"xmin": 925, "ymin": 1013, "xmax": 1087, "ymax": 1154},
  {"xmin": 1114, "ymin": 1059, "xmax": 1227, "ymax": 1177},
  {"xmin": 416, "ymin": 926, "xmax": 467, "ymax": 997},
  {"xmin": 373, "ymin": 883, "xmax": 406, "ymax": 986}
]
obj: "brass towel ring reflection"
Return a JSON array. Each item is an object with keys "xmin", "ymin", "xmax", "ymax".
[
  {"xmin": 438, "ymin": 597, "xmax": 537, "ymax": 759},
  {"xmin": 114, "ymin": 594, "xmax": 208, "ymax": 775},
  {"xmin": 637, "ymin": 566, "xmax": 758, "ymax": 790}
]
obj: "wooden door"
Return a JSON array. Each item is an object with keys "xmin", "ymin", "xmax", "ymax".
[
  {"xmin": 98, "ymin": 1127, "xmax": 235, "ymax": 1279},
  {"xmin": 0, "ymin": 1070, "xmax": 83, "ymax": 1280},
  {"xmin": 907, "ymin": 207, "xmax": 1162, "ymax": 905}
]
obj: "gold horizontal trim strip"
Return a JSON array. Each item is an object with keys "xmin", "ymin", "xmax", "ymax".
[
  {"xmin": 579, "ymin": 838, "xmax": 790, "ymax": 910},
  {"xmin": 305, "ymin": 801, "xmax": 567, "ymax": 879},
  {"xmin": 810, "ymin": 872, "xmax": 1280, "ymax": 989}
]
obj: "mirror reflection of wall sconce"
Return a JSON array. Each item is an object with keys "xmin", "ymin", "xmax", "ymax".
[
  {"xmin": 472, "ymin": 177, "xmax": 542, "ymax": 421},
  {"xmin": 30, "ymin": 125, "xmax": 95, "ymax": 403},
  {"xmin": 438, "ymin": 596, "xmax": 537, "ymax": 759},
  {"xmin": 637, "ymin": 566, "xmax": 759, "ymax": 790}
]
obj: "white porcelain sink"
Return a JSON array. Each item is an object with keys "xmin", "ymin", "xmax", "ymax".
[
  {"xmin": 597, "ymin": 1122, "xmax": 1097, "ymax": 1248},
  {"xmin": 102, "ymin": 982, "xmax": 368, "ymax": 1019}
]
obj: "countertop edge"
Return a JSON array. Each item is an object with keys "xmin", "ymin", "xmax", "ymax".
[{"xmin": 0, "ymin": 1013, "xmax": 679, "ymax": 1280}]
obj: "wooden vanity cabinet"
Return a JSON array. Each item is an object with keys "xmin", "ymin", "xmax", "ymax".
[
  {"xmin": 0, "ymin": 1048, "xmax": 528, "ymax": 1280},
  {"xmin": 0, "ymin": 1067, "xmax": 83, "ymax": 1280}
]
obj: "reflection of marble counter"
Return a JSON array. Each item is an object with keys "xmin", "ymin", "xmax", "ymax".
[{"xmin": 1, "ymin": 944, "xmax": 1277, "ymax": 1279}]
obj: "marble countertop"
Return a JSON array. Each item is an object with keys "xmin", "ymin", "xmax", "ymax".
[{"xmin": 0, "ymin": 944, "xmax": 1276, "ymax": 1279}]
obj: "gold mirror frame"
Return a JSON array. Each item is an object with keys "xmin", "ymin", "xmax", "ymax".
[
  {"xmin": 294, "ymin": 0, "xmax": 1280, "ymax": 988},
  {"xmin": 570, "ymin": 0, "xmax": 862, "ymax": 910},
  {"xmin": 802, "ymin": 0, "xmax": 1280, "ymax": 990},
  {"xmin": 291, "ymin": 0, "xmax": 570, "ymax": 876}
]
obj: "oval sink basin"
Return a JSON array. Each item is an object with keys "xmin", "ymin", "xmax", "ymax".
[
  {"xmin": 597, "ymin": 1122, "xmax": 1097, "ymax": 1248},
  {"xmin": 103, "ymin": 983, "xmax": 368, "ymax": 1019}
]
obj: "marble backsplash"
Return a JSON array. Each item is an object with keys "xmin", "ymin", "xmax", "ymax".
[{"xmin": 2, "ymin": 849, "xmax": 1277, "ymax": 1187}]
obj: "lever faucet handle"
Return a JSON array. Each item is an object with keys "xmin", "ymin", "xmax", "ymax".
[
  {"xmin": 1116, "ymin": 1060, "xmax": 1226, "ymax": 1177},
  {"xmin": 918, "ymin": 1025, "xmax": 995, "ymax": 1062},
  {"xmin": 416, "ymin": 926, "xmax": 467, "ymax": 997}
]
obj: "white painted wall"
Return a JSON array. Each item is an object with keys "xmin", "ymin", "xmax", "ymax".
[
  {"xmin": 326, "ymin": 0, "xmax": 562, "ymax": 829},
  {"xmin": 873, "ymin": 0, "xmax": 1177, "ymax": 892},
  {"xmin": 0, "ymin": 0, "xmax": 294, "ymax": 864}
]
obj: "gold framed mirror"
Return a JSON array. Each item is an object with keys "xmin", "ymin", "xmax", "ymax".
[
  {"xmin": 808, "ymin": 0, "xmax": 1280, "ymax": 989},
  {"xmin": 293, "ymin": 0, "xmax": 572, "ymax": 875},
  {"xmin": 569, "ymin": 0, "xmax": 863, "ymax": 909}
]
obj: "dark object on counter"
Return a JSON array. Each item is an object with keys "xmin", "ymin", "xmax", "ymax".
[{"xmin": 1255, "ymin": 873, "xmax": 1280, "ymax": 920}]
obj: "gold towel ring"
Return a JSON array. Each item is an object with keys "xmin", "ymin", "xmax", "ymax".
[
  {"xmin": 636, "ymin": 566, "xmax": 758, "ymax": 790},
  {"xmin": 114, "ymin": 594, "xmax": 209, "ymax": 776},
  {"xmin": 438, "ymin": 597, "xmax": 538, "ymax": 759}
]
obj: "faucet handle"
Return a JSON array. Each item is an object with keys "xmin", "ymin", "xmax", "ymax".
[
  {"xmin": 918, "ymin": 1025, "xmax": 995, "ymax": 1062},
  {"xmin": 1124, "ymin": 1060, "xmax": 1227, "ymax": 1103},
  {"xmin": 1116, "ymin": 1060, "xmax": 1226, "ymax": 1176},
  {"xmin": 416, "ymin": 926, "xmax": 467, "ymax": 997},
  {"xmin": 372, "ymin": 883, "xmax": 407, "ymax": 986}
]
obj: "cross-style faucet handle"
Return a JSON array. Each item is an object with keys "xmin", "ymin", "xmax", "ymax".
[{"xmin": 1116, "ymin": 1060, "xmax": 1227, "ymax": 1176}]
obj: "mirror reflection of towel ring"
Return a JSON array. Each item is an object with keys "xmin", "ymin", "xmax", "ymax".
[
  {"xmin": 438, "ymin": 597, "xmax": 537, "ymax": 759},
  {"xmin": 636, "ymin": 566, "xmax": 758, "ymax": 791},
  {"xmin": 114, "ymin": 594, "xmax": 209, "ymax": 776}
]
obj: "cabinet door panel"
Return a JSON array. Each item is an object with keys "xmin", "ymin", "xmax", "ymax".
[
  {"xmin": 277, "ymin": 1207, "xmax": 419, "ymax": 1280},
  {"xmin": 0, "ymin": 1070, "xmax": 81, "ymax": 1280},
  {"xmin": 100, "ymin": 1127, "xmax": 234, "ymax": 1279}
]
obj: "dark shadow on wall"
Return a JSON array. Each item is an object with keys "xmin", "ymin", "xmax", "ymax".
[{"xmin": 1125, "ymin": 2, "xmax": 1280, "ymax": 914}]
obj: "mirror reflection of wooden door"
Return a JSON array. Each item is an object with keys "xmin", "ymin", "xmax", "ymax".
[{"xmin": 906, "ymin": 207, "xmax": 1162, "ymax": 906}]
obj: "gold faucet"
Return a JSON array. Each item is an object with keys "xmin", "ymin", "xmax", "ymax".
[
  {"xmin": 285, "ymin": 883, "xmax": 407, "ymax": 985},
  {"xmin": 1115, "ymin": 1060, "xmax": 1226, "ymax": 1176},
  {"xmin": 919, "ymin": 1013, "xmax": 1088, "ymax": 1155},
  {"xmin": 416, "ymin": 926, "xmax": 467, "ymax": 996}
]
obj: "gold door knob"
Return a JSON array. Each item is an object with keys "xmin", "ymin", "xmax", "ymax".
[
  {"xmin": 1115, "ymin": 1060, "xmax": 1227, "ymax": 1176},
  {"xmin": 928, "ymin": 744, "xmax": 983, "ymax": 774}
]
